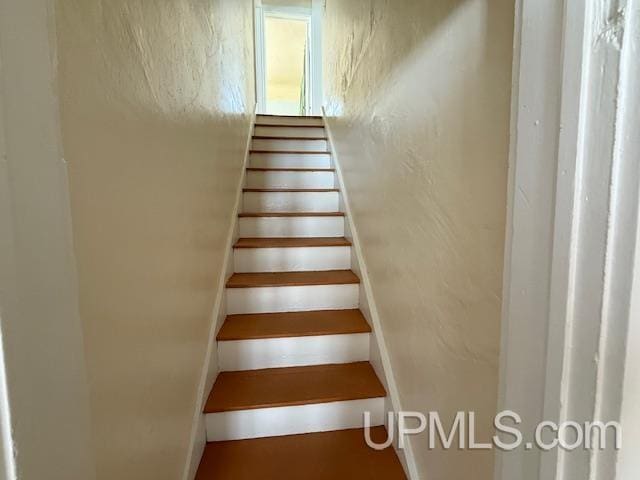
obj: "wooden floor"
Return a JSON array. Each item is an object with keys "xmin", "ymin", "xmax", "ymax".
[{"xmin": 195, "ymin": 427, "xmax": 406, "ymax": 480}]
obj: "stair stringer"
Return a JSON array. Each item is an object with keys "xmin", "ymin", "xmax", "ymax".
[
  {"xmin": 182, "ymin": 106, "xmax": 257, "ymax": 480},
  {"xmin": 323, "ymin": 110, "xmax": 420, "ymax": 480}
]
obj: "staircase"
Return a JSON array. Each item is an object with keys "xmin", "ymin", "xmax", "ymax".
[{"xmin": 195, "ymin": 115, "xmax": 406, "ymax": 479}]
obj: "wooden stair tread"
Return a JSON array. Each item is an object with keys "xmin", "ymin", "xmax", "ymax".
[
  {"xmin": 195, "ymin": 427, "xmax": 405, "ymax": 480},
  {"xmin": 257, "ymin": 114, "xmax": 322, "ymax": 119},
  {"xmin": 243, "ymin": 188, "xmax": 339, "ymax": 192},
  {"xmin": 217, "ymin": 309, "xmax": 370, "ymax": 341},
  {"xmin": 226, "ymin": 270, "xmax": 359, "ymax": 288},
  {"xmin": 246, "ymin": 167, "xmax": 334, "ymax": 172},
  {"xmin": 253, "ymin": 135, "xmax": 328, "ymax": 140},
  {"xmin": 238, "ymin": 211, "xmax": 344, "ymax": 217},
  {"xmin": 234, "ymin": 237, "xmax": 351, "ymax": 248},
  {"xmin": 254, "ymin": 123, "xmax": 325, "ymax": 128},
  {"xmin": 250, "ymin": 150, "xmax": 330, "ymax": 154},
  {"xmin": 204, "ymin": 362, "xmax": 385, "ymax": 413}
]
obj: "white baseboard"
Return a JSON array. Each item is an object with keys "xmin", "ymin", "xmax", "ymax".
[
  {"xmin": 181, "ymin": 105, "xmax": 257, "ymax": 480},
  {"xmin": 322, "ymin": 109, "xmax": 420, "ymax": 480}
]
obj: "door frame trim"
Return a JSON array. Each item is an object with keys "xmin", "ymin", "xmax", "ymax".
[
  {"xmin": 497, "ymin": 1, "xmax": 640, "ymax": 478},
  {"xmin": 253, "ymin": 1, "xmax": 323, "ymax": 115}
]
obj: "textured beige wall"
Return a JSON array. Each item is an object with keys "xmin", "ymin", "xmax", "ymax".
[
  {"xmin": 323, "ymin": 0, "xmax": 513, "ymax": 478},
  {"xmin": 55, "ymin": 0, "xmax": 254, "ymax": 478}
]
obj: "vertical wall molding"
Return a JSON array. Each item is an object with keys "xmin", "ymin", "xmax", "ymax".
[
  {"xmin": 253, "ymin": 1, "xmax": 267, "ymax": 114},
  {"xmin": 497, "ymin": 1, "xmax": 640, "ymax": 479},
  {"xmin": 310, "ymin": 0, "xmax": 324, "ymax": 115}
]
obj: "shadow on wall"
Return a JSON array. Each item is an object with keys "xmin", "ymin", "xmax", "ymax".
[
  {"xmin": 323, "ymin": 0, "xmax": 513, "ymax": 478},
  {"xmin": 55, "ymin": 0, "xmax": 255, "ymax": 478}
]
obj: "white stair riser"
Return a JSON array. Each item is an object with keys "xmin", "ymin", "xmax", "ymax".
[
  {"xmin": 243, "ymin": 191, "xmax": 339, "ymax": 213},
  {"xmin": 252, "ymin": 139, "xmax": 328, "ymax": 152},
  {"xmin": 239, "ymin": 216, "xmax": 345, "ymax": 238},
  {"xmin": 218, "ymin": 333, "xmax": 370, "ymax": 371},
  {"xmin": 205, "ymin": 397, "xmax": 385, "ymax": 441},
  {"xmin": 254, "ymin": 126, "xmax": 326, "ymax": 138},
  {"xmin": 226, "ymin": 284, "xmax": 359, "ymax": 314},
  {"xmin": 246, "ymin": 171, "xmax": 335, "ymax": 189},
  {"xmin": 234, "ymin": 246, "xmax": 351, "ymax": 272},
  {"xmin": 256, "ymin": 116, "xmax": 323, "ymax": 127},
  {"xmin": 250, "ymin": 152, "xmax": 331, "ymax": 169}
]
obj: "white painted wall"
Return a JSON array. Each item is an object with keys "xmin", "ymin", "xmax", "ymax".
[
  {"xmin": 53, "ymin": 0, "xmax": 255, "ymax": 478},
  {"xmin": 0, "ymin": 1, "xmax": 96, "ymax": 478}
]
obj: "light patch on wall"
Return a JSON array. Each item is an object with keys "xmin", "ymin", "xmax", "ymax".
[{"xmin": 265, "ymin": 16, "xmax": 308, "ymax": 115}]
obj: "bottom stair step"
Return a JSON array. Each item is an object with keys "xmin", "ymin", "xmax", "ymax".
[{"xmin": 196, "ymin": 427, "xmax": 406, "ymax": 480}]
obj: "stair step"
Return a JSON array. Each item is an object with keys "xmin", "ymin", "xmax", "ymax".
[
  {"xmin": 254, "ymin": 123, "xmax": 324, "ymax": 128},
  {"xmin": 256, "ymin": 114, "xmax": 323, "ymax": 127},
  {"xmin": 217, "ymin": 309, "xmax": 370, "ymax": 370},
  {"xmin": 218, "ymin": 309, "xmax": 370, "ymax": 340},
  {"xmin": 243, "ymin": 188, "xmax": 339, "ymax": 192},
  {"xmin": 258, "ymin": 114, "xmax": 323, "ymax": 118},
  {"xmin": 226, "ymin": 270, "xmax": 359, "ymax": 288},
  {"xmin": 254, "ymin": 123, "xmax": 324, "ymax": 127},
  {"xmin": 234, "ymin": 237, "xmax": 351, "ymax": 249},
  {"xmin": 249, "ymin": 152, "xmax": 331, "ymax": 169},
  {"xmin": 250, "ymin": 150, "xmax": 329, "ymax": 154},
  {"xmin": 233, "ymin": 237, "xmax": 351, "ymax": 272},
  {"xmin": 238, "ymin": 213, "xmax": 345, "ymax": 239},
  {"xmin": 252, "ymin": 138, "xmax": 328, "ymax": 153},
  {"xmin": 246, "ymin": 167, "xmax": 334, "ymax": 172},
  {"xmin": 242, "ymin": 190, "xmax": 339, "ymax": 213},
  {"xmin": 205, "ymin": 362, "xmax": 385, "ymax": 413},
  {"xmin": 239, "ymin": 211, "xmax": 344, "ymax": 217},
  {"xmin": 254, "ymin": 125, "xmax": 326, "ymax": 139},
  {"xmin": 195, "ymin": 427, "xmax": 406, "ymax": 480},
  {"xmin": 253, "ymin": 135, "xmax": 328, "ymax": 140},
  {"xmin": 246, "ymin": 169, "xmax": 335, "ymax": 189}
]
